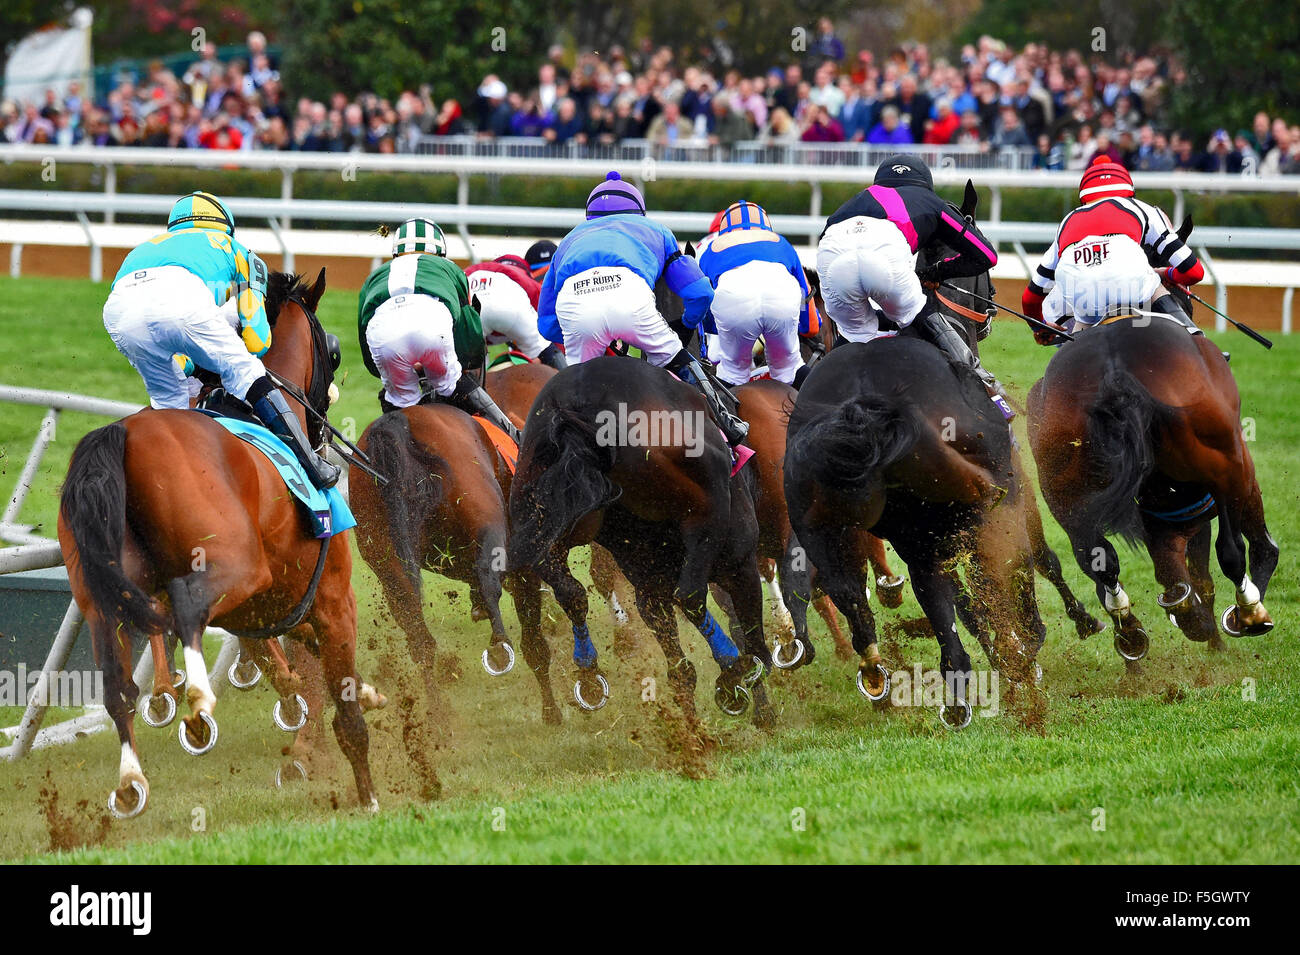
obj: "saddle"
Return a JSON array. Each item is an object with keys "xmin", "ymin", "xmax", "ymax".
[{"xmin": 196, "ymin": 388, "xmax": 355, "ymax": 539}]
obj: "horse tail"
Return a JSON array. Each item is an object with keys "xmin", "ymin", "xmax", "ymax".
[
  {"xmin": 59, "ymin": 422, "xmax": 166, "ymax": 637},
  {"xmin": 363, "ymin": 412, "xmax": 446, "ymax": 598},
  {"xmin": 786, "ymin": 394, "xmax": 921, "ymax": 499},
  {"xmin": 508, "ymin": 406, "xmax": 619, "ymax": 571},
  {"xmin": 1084, "ymin": 358, "xmax": 1160, "ymax": 546}
]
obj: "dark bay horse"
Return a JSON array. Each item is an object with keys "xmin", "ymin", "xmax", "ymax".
[
  {"xmin": 507, "ymin": 356, "xmax": 773, "ymax": 726},
  {"xmin": 1027, "ymin": 316, "xmax": 1277, "ymax": 668},
  {"xmin": 785, "ymin": 338, "xmax": 1045, "ymax": 727},
  {"xmin": 58, "ymin": 270, "xmax": 377, "ymax": 815},
  {"xmin": 351, "ymin": 362, "xmax": 562, "ymax": 723}
]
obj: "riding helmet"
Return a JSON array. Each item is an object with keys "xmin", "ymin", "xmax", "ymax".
[
  {"xmin": 872, "ymin": 154, "xmax": 933, "ymax": 191},
  {"xmin": 524, "ymin": 239, "xmax": 557, "ymax": 276},
  {"xmin": 1078, "ymin": 156, "xmax": 1135, "ymax": 202},
  {"xmin": 585, "ymin": 171, "xmax": 646, "ymax": 219},
  {"xmin": 392, "ymin": 218, "xmax": 447, "ymax": 257},
  {"xmin": 168, "ymin": 191, "xmax": 236, "ymax": 235}
]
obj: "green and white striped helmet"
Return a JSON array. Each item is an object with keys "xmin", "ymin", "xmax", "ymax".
[{"xmin": 392, "ymin": 218, "xmax": 447, "ymax": 257}]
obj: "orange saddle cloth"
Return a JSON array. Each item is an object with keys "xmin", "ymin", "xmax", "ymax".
[{"xmin": 473, "ymin": 416, "xmax": 518, "ymax": 474}]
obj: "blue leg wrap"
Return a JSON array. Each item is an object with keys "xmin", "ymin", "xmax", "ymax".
[
  {"xmin": 573, "ymin": 623, "xmax": 597, "ymax": 669},
  {"xmin": 697, "ymin": 609, "xmax": 739, "ymax": 665}
]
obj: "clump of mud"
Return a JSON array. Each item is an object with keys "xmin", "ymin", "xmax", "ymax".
[{"xmin": 38, "ymin": 771, "xmax": 111, "ymax": 853}]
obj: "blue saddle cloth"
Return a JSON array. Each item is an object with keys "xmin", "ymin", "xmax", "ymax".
[{"xmin": 199, "ymin": 411, "xmax": 355, "ymax": 539}]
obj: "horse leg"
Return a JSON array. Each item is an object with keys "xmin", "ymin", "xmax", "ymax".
[
  {"xmin": 1027, "ymin": 499, "xmax": 1105, "ymax": 638},
  {"xmin": 715, "ymin": 560, "xmax": 776, "ymax": 729},
  {"xmin": 509, "ymin": 571, "xmax": 561, "ymax": 724},
  {"xmin": 1065, "ymin": 524, "xmax": 1148, "ymax": 671},
  {"xmin": 138, "ymin": 630, "xmax": 180, "ymax": 728},
  {"xmin": 636, "ymin": 589, "xmax": 699, "ymax": 725},
  {"xmin": 95, "ymin": 612, "xmax": 150, "ymax": 818},
  {"xmin": 810, "ymin": 585, "xmax": 854, "ymax": 661},
  {"xmin": 866, "ymin": 534, "xmax": 906, "ymax": 608},
  {"xmin": 804, "ymin": 531, "xmax": 885, "ymax": 699},
  {"xmin": 590, "ymin": 543, "xmax": 635, "ymax": 638},
  {"xmin": 1144, "ymin": 520, "xmax": 1218, "ymax": 645},
  {"xmin": 536, "ymin": 549, "xmax": 606, "ymax": 710},
  {"xmin": 167, "ymin": 573, "xmax": 222, "ymax": 755},
  {"xmin": 1185, "ymin": 523, "xmax": 1224, "ymax": 651},
  {"xmin": 474, "ymin": 527, "xmax": 515, "ymax": 676},
  {"xmin": 773, "ymin": 533, "xmax": 815, "ymax": 668},
  {"xmin": 371, "ymin": 552, "xmax": 443, "ymax": 707},
  {"xmin": 309, "ymin": 583, "xmax": 378, "ymax": 810},
  {"xmin": 709, "ymin": 582, "xmax": 742, "ymax": 641},
  {"xmin": 912, "ymin": 564, "xmax": 977, "ymax": 729},
  {"xmin": 1209, "ymin": 481, "xmax": 1273, "ymax": 636}
]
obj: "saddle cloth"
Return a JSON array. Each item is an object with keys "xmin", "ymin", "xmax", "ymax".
[
  {"xmin": 198, "ymin": 411, "xmax": 356, "ymax": 539},
  {"xmin": 474, "ymin": 416, "xmax": 518, "ymax": 474}
]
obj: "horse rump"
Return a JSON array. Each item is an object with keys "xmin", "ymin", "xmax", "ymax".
[
  {"xmin": 787, "ymin": 394, "xmax": 921, "ymax": 497},
  {"xmin": 508, "ymin": 404, "xmax": 619, "ymax": 571},
  {"xmin": 1083, "ymin": 358, "xmax": 1162, "ymax": 545},
  {"xmin": 362, "ymin": 411, "xmax": 447, "ymax": 598},
  {"xmin": 59, "ymin": 421, "xmax": 166, "ymax": 637}
]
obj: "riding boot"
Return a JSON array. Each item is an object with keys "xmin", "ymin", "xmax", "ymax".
[
  {"xmin": 248, "ymin": 378, "xmax": 341, "ymax": 489},
  {"xmin": 1150, "ymin": 293, "xmax": 1205, "ymax": 335},
  {"xmin": 378, "ymin": 388, "xmax": 398, "ymax": 414},
  {"xmin": 914, "ymin": 309, "xmax": 1014, "ymax": 420},
  {"xmin": 665, "ymin": 349, "xmax": 750, "ymax": 447},
  {"xmin": 537, "ymin": 343, "xmax": 568, "ymax": 371},
  {"xmin": 793, "ymin": 362, "xmax": 814, "ymax": 391},
  {"xmin": 447, "ymin": 372, "xmax": 522, "ymax": 445}
]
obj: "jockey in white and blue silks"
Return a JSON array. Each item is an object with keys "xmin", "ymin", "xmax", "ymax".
[
  {"xmin": 538, "ymin": 170, "xmax": 749, "ymax": 446},
  {"xmin": 103, "ymin": 190, "xmax": 339, "ymax": 488},
  {"xmin": 696, "ymin": 200, "xmax": 820, "ymax": 389}
]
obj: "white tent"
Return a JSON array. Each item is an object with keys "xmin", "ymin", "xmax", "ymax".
[{"xmin": 2, "ymin": 8, "xmax": 94, "ymax": 107}]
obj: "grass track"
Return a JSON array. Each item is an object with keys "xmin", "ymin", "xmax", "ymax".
[{"xmin": 1, "ymin": 273, "xmax": 1296, "ymax": 864}]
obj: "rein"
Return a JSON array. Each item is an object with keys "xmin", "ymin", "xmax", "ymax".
[{"xmin": 935, "ymin": 289, "xmax": 992, "ymax": 325}]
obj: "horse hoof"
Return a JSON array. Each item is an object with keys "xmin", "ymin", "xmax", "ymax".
[
  {"xmin": 573, "ymin": 673, "xmax": 610, "ymax": 711},
  {"xmin": 940, "ymin": 698, "xmax": 974, "ymax": 730},
  {"xmin": 171, "ymin": 669, "xmax": 186, "ymax": 692},
  {"xmin": 739, "ymin": 655, "xmax": 766, "ymax": 686},
  {"xmin": 772, "ymin": 638, "xmax": 806, "ymax": 670},
  {"xmin": 274, "ymin": 759, "xmax": 308, "ymax": 789},
  {"xmin": 1221, "ymin": 604, "xmax": 1273, "ymax": 637},
  {"xmin": 1157, "ymin": 581, "xmax": 1195, "ymax": 613},
  {"xmin": 876, "ymin": 575, "xmax": 906, "ymax": 609},
  {"xmin": 481, "ymin": 641, "xmax": 516, "ymax": 677},
  {"xmin": 228, "ymin": 656, "xmax": 262, "ymax": 690},
  {"xmin": 1077, "ymin": 615, "xmax": 1107, "ymax": 639},
  {"xmin": 273, "ymin": 694, "xmax": 309, "ymax": 732},
  {"xmin": 714, "ymin": 681, "xmax": 752, "ymax": 716},
  {"xmin": 856, "ymin": 663, "xmax": 891, "ymax": 702},
  {"xmin": 141, "ymin": 692, "xmax": 177, "ymax": 728},
  {"xmin": 108, "ymin": 780, "xmax": 148, "ymax": 819},
  {"xmin": 178, "ymin": 711, "xmax": 218, "ymax": 755},
  {"xmin": 1114, "ymin": 627, "xmax": 1149, "ymax": 662}
]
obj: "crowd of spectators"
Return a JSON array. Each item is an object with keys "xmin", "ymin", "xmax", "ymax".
[{"xmin": 4, "ymin": 22, "xmax": 1299, "ymax": 176}]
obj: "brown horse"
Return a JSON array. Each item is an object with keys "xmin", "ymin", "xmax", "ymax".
[
  {"xmin": 58, "ymin": 270, "xmax": 377, "ymax": 816},
  {"xmin": 351, "ymin": 361, "xmax": 563, "ymax": 723},
  {"xmin": 1027, "ymin": 316, "xmax": 1277, "ymax": 669}
]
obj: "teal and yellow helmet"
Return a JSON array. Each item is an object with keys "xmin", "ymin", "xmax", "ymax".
[
  {"xmin": 168, "ymin": 191, "xmax": 235, "ymax": 236},
  {"xmin": 392, "ymin": 218, "xmax": 447, "ymax": 257}
]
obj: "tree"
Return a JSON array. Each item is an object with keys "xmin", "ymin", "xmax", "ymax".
[{"xmin": 275, "ymin": 0, "xmax": 560, "ymax": 103}]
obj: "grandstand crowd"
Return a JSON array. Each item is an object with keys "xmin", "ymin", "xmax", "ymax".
[{"xmin": 4, "ymin": 23, "xmax": 1299, "ymax": 175}]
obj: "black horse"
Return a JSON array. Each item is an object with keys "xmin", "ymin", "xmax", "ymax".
[{"xmin": 507, "ymin": 356, "xmax": 773, "ymax": 726}]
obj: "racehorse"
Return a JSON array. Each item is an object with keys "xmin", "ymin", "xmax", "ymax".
[
  {"xmin": 507, "ymin": 357, "xmax": 773, "ymax": 727},
  {"xmin": 57, "ymin": 270, "xmax": 378, "ymax": 815},
  {"xmin": 785, "ymin": 335, "xmax": 1047, "ymax": 727},
  {"xmin": 351, "ymin": 361, "xmax": 563, "ymax": 723},
  {"xmin": 1027, "ymin": 314, "xmax": 1278, "ymax": 668}
]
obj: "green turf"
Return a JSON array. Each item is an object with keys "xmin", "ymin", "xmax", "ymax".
[{"xmin": 1, "ymin": 273, "xmax": 1296, "ymax": 864}]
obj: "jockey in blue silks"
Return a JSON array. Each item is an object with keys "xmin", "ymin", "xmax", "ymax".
[
  {"xmin": 104, "ymin": 190, "xmax": 339, "ymax": 488},
  {"xmin": 696, "ymin": 200, "xmax": 820, "ymax": 389},
  {"xmin": 537, "ymin": 171, "xmax": 749, "ymax": 447}
]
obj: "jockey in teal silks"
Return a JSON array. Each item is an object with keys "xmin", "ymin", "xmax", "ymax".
[{"xmin": 103, "ymin": 190, "xmax": 339, "ymax": 488}]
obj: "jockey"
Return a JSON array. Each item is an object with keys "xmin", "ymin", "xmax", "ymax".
[
  {"xmin": 816, "ymin": 154, "xmax": 1009, "ymax": 415},
  {"xmin": 103, "ymin": 190, "xmax": 340, "ymax": 488},
  {"xmin": 524, "ymin": 239, "xmax": 557, "ymax": 280},
  {"xmin": 464, "ymin": 253, "xmax": 567, "ymax": 369},
  {"xmin": 695, "ymin": 200, "xmax": 819, "ymax": 389},
  {"xmin": 1022, "ymin": 157, "xmax": 1205, "ymax": 338},
  {"xmin": 358, "ymin": 218, "xmax": 521, "ymax": 443},
  {"xmin": 538, "ymin": 171, "xmax": 749, "ymax": 447}
]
